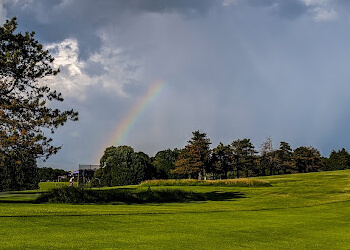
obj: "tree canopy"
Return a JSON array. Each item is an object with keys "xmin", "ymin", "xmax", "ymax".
[
  {"xmin": 0, "ymin": 17, "xmax": 78, "ymax": 163},
  {"xmin": 172, "ymin": 130, "xmax": 211, "ymax": 178},
  {"xmin": 153, "ymin": 148, "xmax": 180, "ymax": 179},
  {"xmin": 95, "ymin": 145, "xmax": 155, "ymax": 186},
  {"xmin": 0, "ymin": 17, "xmax": 78, "ymax": 191}
]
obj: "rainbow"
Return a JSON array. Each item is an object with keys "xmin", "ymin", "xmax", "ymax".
[{"xmin": 95, "ymin": 81, "xmax": 165, "ymax": 162}]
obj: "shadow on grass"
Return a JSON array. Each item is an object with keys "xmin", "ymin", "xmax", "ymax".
[
  {"xmin": 0, "ymin": 191, "xmax": 41, "ymax": 203},
  {"xmin": 0, "ymin": 200, "xmax": 36, "ymax": 204},
  {"xmin": 0, "ymin": 188, "xmax": 246, "ymax": 204},
  {"xmin": 0, "ymin": 187, "xmax": 246, "ymax": 205},
  {"xmin": 202, "ymin": 191, "xmax": 246, "ymax": 201}
]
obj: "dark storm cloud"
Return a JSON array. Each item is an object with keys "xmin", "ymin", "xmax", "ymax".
[
  {"xmin": 4, "ymin": 0, "xmax": 350, "ymax": 170},
  {"xmin": 3, "ymin": 0, "xmax": 218, "ymax": 59},
  {"xmin": 128, "ymin": 0, "xmax": 218, "ymax": 14},
  {"xmin": 243, "ymin": 0, "xmax": 311, "ymax": 19}
]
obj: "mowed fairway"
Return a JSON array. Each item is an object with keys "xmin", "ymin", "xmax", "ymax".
[{"xmin": 1, "ymin": 170, "xmax": 350, "ymax": 249}]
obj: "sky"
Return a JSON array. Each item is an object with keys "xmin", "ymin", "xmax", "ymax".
[{"xmin": 1, "ymin": 0, "xmax": 350, "ymax": 170}]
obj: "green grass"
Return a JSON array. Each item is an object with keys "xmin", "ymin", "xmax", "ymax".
[
  {"xmin": 0, "ymin": 182, "xmax": 69, "ymax": 203},
  {"xmin": 1, "ymin": 170, "xmax": 350, "ymax": 249},
  {"xmin": 38, "ymin": 181, "xmax": 69, "ymax": 191}
]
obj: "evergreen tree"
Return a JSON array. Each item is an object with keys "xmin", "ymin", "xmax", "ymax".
[
  {"xmin": 211, "ymin": 142, "xmax": 232, "ymax": 179},
  {"xmin": 0, "ymin": 17, "xmax": 78, "ymax": 161},
  {"xmin": 0, "ymin": 17, "xmax": 78, "ymax": 190},
  {"xmin": 173, "ymin": 130, "xmax": 212, "ymax": 179},
  {"xmin": 173, "ymin": 144, "xmax": 202, "ymax": 179},
  {"xmin": 276, "ymin": 142, "xmax": 294, "ymax": 174},
  {"xmin": 322, "ymin": 148, "xmax": 350, "ymax": 171},
  {"xmin": 293, "ymin": 146, "xmax": 323, "ymax": 173},
  {"xmin": 187, "ymin": 130, "xmax": 212, "ymax": 175},
  {"xmin": 230, "ymin": 138, "xmax": 257, "ymax": 178}
]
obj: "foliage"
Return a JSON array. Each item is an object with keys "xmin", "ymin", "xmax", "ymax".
[
  {"xmin": 0, "ymin": 149, "xmax": 38, "ymax": 191},
  {"xmin": 97, "ymin": 130, "xmax": 347, "ymax": 186},
  {"xmin": 0, "ymin": 17, "xmax": 78, "ymax": 191},
  {"xmin": 230, "ymin": 138, "xmax": 257, "ymax": 178},
  {"xmin": 95, "ymin": 145, "xmax": 155, "ymax": 186},
  {"xmin": 0, "ymin": 17, "xmax": 78, "ymax": 162},
  {"xmin": 211, "ymin": 142, "xmax": 232, "ymax": 178},
  {"xmin": 276, "ymin": 141, "xmax": 294, "ymax": 174},
  {"xmin": 172, "ymin": 144, "xmax": 202, "ymax": 178},
  {"xmin": 173, "ymin": 130, "xmax": 211, "ymax": 178},
  {"xmin": 293, "ymin": 146, "xmax": 323, "ymax": 173},
  {"xmin": 38, "ymin": 167, "xmax": 68, "ymax": 182},
  {"xmin": 187, "ymin": 130, "xmax": 212, "ymax": 174},
  {"xmin": 259, "ymin": 137, "xmax": 277, "ymax": 176},
  {"xmin": 322, "ymin": 148, "xmax": 350, "ymax": 171},
  {"xmin": 35, "ymin": 186, "xmax": 204, "ymax": 204},
  {"xmin": 152, "ymin": 148, "xmax": 180, "ymax": 179},
  {"xmin": 140, "ymin": 178, "xmax": 271, "ymax": 187}
]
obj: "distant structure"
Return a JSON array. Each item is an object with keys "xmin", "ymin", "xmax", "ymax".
[{"xmin": 71, "ymin": 164, "xmax": 100, "ymax": 186}]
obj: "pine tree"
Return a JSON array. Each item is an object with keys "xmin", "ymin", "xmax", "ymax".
[
  {"xmin": 0, "ymin": 17, "xmax": 78, "ymax": 190},
  {"xmin": 172, "ymin": 130, "xmax": 211, "ymax": 179},
  {"xmin": 0, "ymin": 17, "xmax": 78, "ymax": 162}
]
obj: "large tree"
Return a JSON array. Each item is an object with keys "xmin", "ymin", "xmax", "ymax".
[
  {"xmin": 276, "ymin": 141, "xmax": 294, "ymax": 174},
  {"xmin": 0, "ymin": 18, "xmax": 78, "ymax": 190},
  {"xmin": 211, "ymin": 142, "xmax": 232, "ymax": 179},
  {"xmin": 187, "ymin": 130, "xmax": 212, "ymax": 175},
  {"xmin": 172, "ymin": 144, "xmax": 202, "ymax": 179},
  {"xmin": 293, "ymin": 146, "xmax": 323, "ymax": 173},
  {"xmin": 96, "ymin": 146, "xmax": 155, "ymax": 186},
  {"xmin": 0, "ymin": 17, "xmax": 78, "ymax": 160},
  {"xmin": 153, "ymin": 148, "xmax": 180, "ymax": 179},
  {"xmin": 230, "ymin": 138, "xmax": 257, "ymax": 178},
  {"xmin": 172, "ymin": 130, "xmax": 212, "ymax": 179}
]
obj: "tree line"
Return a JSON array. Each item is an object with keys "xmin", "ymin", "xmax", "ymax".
[{"xmin": 95, "ymin": 130, "xmax": 350, "ymax": 186}]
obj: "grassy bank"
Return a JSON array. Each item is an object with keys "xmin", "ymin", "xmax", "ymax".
[{"xmin": 140, "ymin": 178, "xmax": 271, "ymax": 187}]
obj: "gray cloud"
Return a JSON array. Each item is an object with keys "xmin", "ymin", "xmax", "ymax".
[
  {"xmin": 3, "ymin": 0, "xmax": 219, "ymax": 59},
  {"xmin": 3, "ymin": 1, "xmax": 350, "ymax": 170},
  {"xmin": 227, "ymin": 0, "xmax": 350, "ymax": 21}
]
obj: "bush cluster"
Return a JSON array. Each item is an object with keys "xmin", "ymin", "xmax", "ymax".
[{"xmin": 35, "ymin": 186, "xmax": 204, "ymax": 204}]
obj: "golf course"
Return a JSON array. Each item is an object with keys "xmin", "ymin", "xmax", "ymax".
[{"xmin": 1, "ymin": 170, "xmax": 350, "ymax": 249}]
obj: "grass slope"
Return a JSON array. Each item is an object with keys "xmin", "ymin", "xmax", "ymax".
[{"xmin": 0, "ymin": 170, "xmax": 350, "ymax": 249}]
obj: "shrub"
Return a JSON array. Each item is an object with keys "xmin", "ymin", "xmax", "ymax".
[{"xmin": 35, "ymin": 186, "xmax": 205, "ymax": 204}]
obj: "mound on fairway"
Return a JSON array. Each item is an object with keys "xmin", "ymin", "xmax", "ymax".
[
  {"xmin": 35, "ymin": 186, "xmax": 247, "ymax": 204},
  {"xmin": 35, "ymin": 186, "xmax": 206, "ymax": 204}
]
